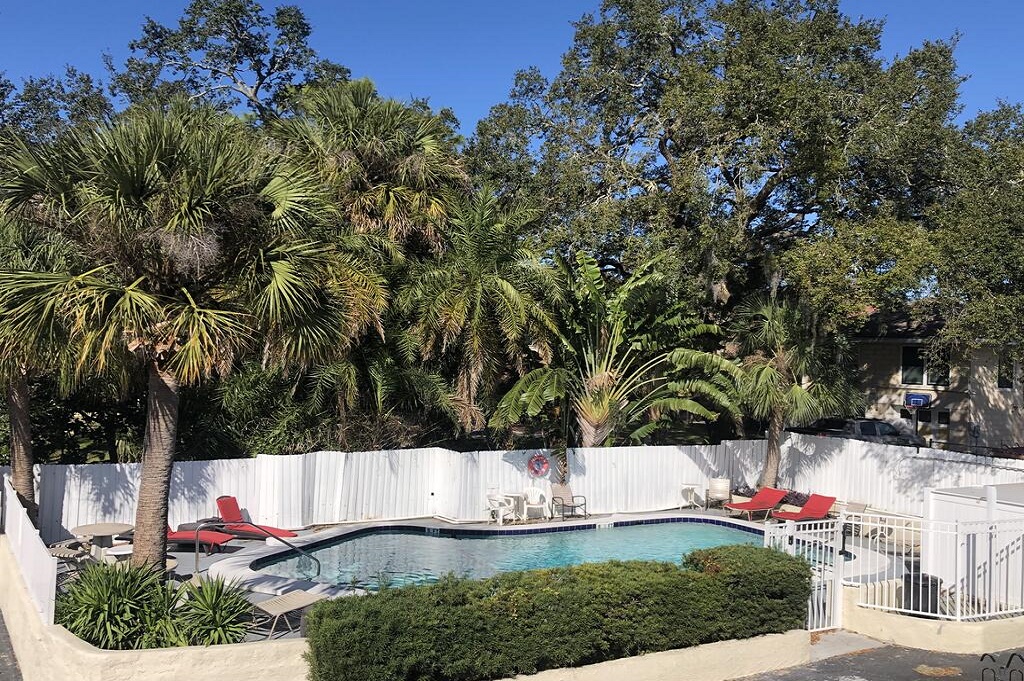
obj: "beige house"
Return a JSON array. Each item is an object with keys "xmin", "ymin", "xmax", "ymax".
[{"xmin": 856, "ymin": 319, "xmax": 1023, "ymax": 450}]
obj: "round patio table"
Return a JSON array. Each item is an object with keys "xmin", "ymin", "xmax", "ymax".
[{"xmin": 71, "ymin": 522, "xmax": 134, "ymax": 560}]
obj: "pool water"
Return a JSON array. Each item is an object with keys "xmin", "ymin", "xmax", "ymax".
[{"xmin": 255, "ymin": 522, "xmax": 761, "ymax": 590}]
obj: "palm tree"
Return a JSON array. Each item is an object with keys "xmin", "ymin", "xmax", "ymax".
[
  {"xmin": 400, "ymin": 189, "xmax": 558, "ymax": 429},
  {"xmin": 732, "ymin": 296, "xmax": 862, "ymax": 488},
  {"xmin": 0, "ymin": 217, "xmax": 80, "ymax": 521},
  {"xmin": 273, "ymin": 79, "xmax": 466, "ymax": 247},
  {"xmin": 0, "ymin": 102, "xmax": 384, "ymax": 566},
  {"xmin": 491, "ymin": 253, "xmax": 738, "ymax": 450}
]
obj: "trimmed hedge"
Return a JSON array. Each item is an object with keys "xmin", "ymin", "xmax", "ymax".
[{"xmin": 305, "ymin": 545, "xmax": 811, "ymax": 681}]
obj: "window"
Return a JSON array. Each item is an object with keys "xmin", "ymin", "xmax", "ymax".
[
  {"xmin": 901, "ymin": 347, "xmax": 925, "ymax": 385},
  {"xmin": 938, "ymin": 411, "xmax": 950, "ymax": 426},
  {"xmin": 928, "ymin": 351, "xmax": 950, "ymax": 386},
  {"xmin": 902, "ymin": 346, "xmax": 950, "ymax": 386},
  {"xmin": 859, "ymin": 422, "xmax": 877, "ymax": 436},
  {"xmin": 877, "ymin": 423, "xmax": 899, "ymax": 437},
  {"xmin": 899, "ymin": 408, "xmax": 912, "ymax": 420},
  {"xmin": 998, "ymin": 355, "xmax": 1014, "ymax": 390},
  {"xmin": 918, "ymin": 409, "xmax": 932, "ymax": 424}
]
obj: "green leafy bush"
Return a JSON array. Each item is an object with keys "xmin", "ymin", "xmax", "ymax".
[
  {"xmin": 305, "ymin": 544, "xmax": 811, "ymax": 681},
  {"xmin": 57, "ymin": 565, "xmax": 252, "ymax": 649}
]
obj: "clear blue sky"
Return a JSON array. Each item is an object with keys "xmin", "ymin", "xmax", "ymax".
[{"xmin": 1, "ymin": 1, "xmax": 1021, "ymax": 131}]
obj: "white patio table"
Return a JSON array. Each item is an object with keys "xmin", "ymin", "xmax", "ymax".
[{"xmin": 71, "ymin": 522, "xmax": 134, "ymax": 561}]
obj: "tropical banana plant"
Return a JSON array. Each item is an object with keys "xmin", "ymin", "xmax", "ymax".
[
  {"xmin": 0, "ymin": 101, "xmax": 385, "ymax": 567},
  {"xmin": 732, "ymin": 295, "xmax": 863, "ymax": 488},
  {"xmin": 491, "ymin": 253, "xmax": 738, "ymax": 448}
]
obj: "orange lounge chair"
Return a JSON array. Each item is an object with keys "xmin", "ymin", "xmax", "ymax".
[
  {"xmin": 723, "ymin": 487, "xmax": 788, "ymax": 521},
  {"xmin": 216, "ymin": 496, "xmax": 298, "ymax": 539},
  {"xmin": 771, "ymin": 494, "xmax": 837, "ymax": 521}
]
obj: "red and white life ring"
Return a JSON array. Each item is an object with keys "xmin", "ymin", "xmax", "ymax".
[{"xmin": 527, "ymin": 453, "xmax": 550, "ymax": 477}]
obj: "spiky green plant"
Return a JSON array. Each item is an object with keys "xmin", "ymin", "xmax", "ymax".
[
  {"xmin": 178, "ymin": 577, "xmax": 251, "ymax": 646},
  {"xmin": 57, "ymin": 563, "xmax": 164, "ymax": 650}
]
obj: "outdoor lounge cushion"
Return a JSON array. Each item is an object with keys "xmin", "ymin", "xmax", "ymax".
[
  {"xmin": 771, "ymin": 494, "xmax": 837, "ymax": 521},
  {"xmin": 166, "ymin": 526, "xmax": 235, "ymax": 549},
  {"xmin": 216, "ymin": 496, "xmax": 298, "ymax": 539},
  {"xmin": 723, "ymin": 487, "xmax": 788, "ymax": 515}
]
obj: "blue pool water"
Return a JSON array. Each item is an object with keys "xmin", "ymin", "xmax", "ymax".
[{"xmin": 255, "ymin": 521, "xmax": 761, "ymax": 589}]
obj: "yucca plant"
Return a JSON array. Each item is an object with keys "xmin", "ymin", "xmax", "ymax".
[
  {"xmin": 178, "ymin": 577, "xmax": 251, "ymax": 646},
  {"xmin": 57, "ymin": 563, "xmax": 163, "ymax": 650}
]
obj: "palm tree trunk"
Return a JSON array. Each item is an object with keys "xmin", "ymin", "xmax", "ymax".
[
  {"xmin": 8, "ymin": 372, "xmax": 37, "ymax": 524},
  {"xmin": 131, "ymin": 362, "xmax": 179, "ymax": 569},
  {"xmin": 759, "ymin": 406, "xmax": 785, "ymax": 489}
]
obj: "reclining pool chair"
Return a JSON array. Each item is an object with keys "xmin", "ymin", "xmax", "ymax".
[
  {"xmin": 550, "ymin": 483, "xmax": 588, "ymax": 520},
  {"xmin": 770, "ymin": 494, "xmax": 837, "ymax": 521},
  {"xmin": 215, "ymin": 496, "xmax": 298, "ymax": 539},
  {"xmin": 723, "ymin": 487, "xmax": 788, "ymax": 521},
  {"xmin": 167, "ymin": 525, "xmax": 236, "ymax": 555}
]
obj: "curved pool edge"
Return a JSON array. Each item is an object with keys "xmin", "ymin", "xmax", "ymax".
[{"xmin": 208, "ymin": 511, "xmax": 766, "ymax": 597}]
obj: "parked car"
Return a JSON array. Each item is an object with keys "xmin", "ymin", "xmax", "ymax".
[{"xmin": 787, "ymin": 418, "xmax": 926, "ymax": 447}]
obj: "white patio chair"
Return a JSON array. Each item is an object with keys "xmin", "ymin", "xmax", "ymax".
[
  {"xmin": 705, "ymin": 478, "xmax": 731, "ymax": 510},
  {"xmin": 680, "ymin": 483, "xmax": 702, "ymax": 510},
  {"xmin": 522, "ymin": 486, "xmax": 550, "ymax": 520},
  {"xmin": 485, "ymin": 494, "xmax": 515, "ymax": 525}
]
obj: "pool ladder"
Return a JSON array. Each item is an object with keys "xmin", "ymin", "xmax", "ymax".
[{"xmin": 192, "ymin": 520, "xmax": 322, "ymax": 577}]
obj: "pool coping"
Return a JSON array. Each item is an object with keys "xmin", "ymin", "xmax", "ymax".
[{"xmin": 207, "ymin": 511, "xmax": 767, "ymax": 596}]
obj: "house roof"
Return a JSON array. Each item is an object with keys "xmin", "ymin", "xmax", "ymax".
[{"xmin": 855, "ymin": 310, "xmax": 944, "ymax": 341}]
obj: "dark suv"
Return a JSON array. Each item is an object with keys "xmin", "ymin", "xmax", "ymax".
[{"xmin": 787, "ymin": 418, "xmax": 926, "ymax": 447}]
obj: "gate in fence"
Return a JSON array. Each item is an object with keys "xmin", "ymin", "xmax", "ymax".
[
  {"xmin": 765, "ymin": 512, "xmax": 1024, "ymax": 631},
  {"xmin": 763, "ymin": 518, "xmax": 842, "ymax": 631}
]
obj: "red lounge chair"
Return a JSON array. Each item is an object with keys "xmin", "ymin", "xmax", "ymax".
[
  {"xmin": 723, "ymin": 487, "xmax": 788, "ymax": 521},
  {"xmin": 771, "ymin": 494, "xmax": 837, "ymax": 521},
  {"xmin": 216, "ymin": 496, "xmax": 298, "ymax": 539},
  {"xmin": 166, "ymin": 526, "xmax": 235, "ymax": 554}
]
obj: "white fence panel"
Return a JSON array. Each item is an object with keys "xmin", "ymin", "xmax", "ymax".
[{"xmin": 2, "ymin": 476, "xmax": 57, "ymax": 624}]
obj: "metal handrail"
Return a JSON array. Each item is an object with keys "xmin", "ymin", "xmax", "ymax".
[{"xmin": 192, "ymin": 520, "xmax": 321, "ymax": 577}]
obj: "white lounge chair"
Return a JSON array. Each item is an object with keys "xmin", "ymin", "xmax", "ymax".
[
  {"xmin": 253, "ymin": 589, "xmax": 327, "ymax": 639},
  {"xmin": 522, "ymin": 486, "xmax": 550, "ymax": 520},
  {"xmin": 705, "ymin": 478, "xmax": 731, "ymax": 510},
  {"xmin": 486, "ymin": 494, "xmax": 515, "ymax": 525}
]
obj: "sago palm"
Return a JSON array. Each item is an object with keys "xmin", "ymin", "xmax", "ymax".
[
  {"xmin": 400, "ymin": 189, "xmax": 558, "ymax": 429},
  {"xmin": 0, "ymin": 102, "xmax": 385, "ymax": 566},
  {"xmin": 491, "ymin": 253, "xmax": 738, "ymax": 448},
  {"xmin": 732, "ymin": 296, "xmax": 862, "ymax": 488}
]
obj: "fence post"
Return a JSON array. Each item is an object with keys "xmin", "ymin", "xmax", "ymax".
[
  {"xmin": 833, "ymin": 513, "xmax": 845, "ymax": 628},
  {"xmin": 955, "ymin": 520, "xmax": 961, "ymax": 622},
  {"xmin": 784, "ymin": 521, "xmax": 797, "ymax": 556}
]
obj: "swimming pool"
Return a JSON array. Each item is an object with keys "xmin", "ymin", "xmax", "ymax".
[{"xmin": 253, "ymin": 519, "xmax": 762, "ymax": 590}]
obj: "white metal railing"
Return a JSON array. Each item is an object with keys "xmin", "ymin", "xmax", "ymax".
[
  {"xmin": 842, "ymin": 513, "xmax": 1024, "ymax": 621},
  {"xmin": 1, "ymin": 475, "xmax": 57, "ymax": 624},
  {"xmin": 764, "ymin": 518, "xmax": 842, "ymax": 631}
]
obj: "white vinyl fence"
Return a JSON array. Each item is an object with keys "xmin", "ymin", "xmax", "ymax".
[
  {"xmin": 2, "ymin": 475, "xmax": 57, "ymax": 624},
  {"xmin": 777, "ymin": 434, "xmax": 1024, "ymax": 517},
  {"xmin": 33, "ymin": 441, "xmax": 764, "ymax": 544},
  {"xmin": 25, "ymin": 434, "xmax": 1024, "ymax": 545}
]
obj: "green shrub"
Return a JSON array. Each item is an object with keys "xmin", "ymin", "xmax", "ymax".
[
  {"xmin": 304, "ymin": 544, "xmax": 811, "ymax": 681},
  {"xmin": 57, "ymin": 565, "xmax": 251, "ymax": 649}
]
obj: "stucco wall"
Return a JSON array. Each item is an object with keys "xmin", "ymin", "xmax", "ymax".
[
  {"xmin": 0, "ymin": 537, "xmax": 308, "ymax": 681},
  {"xmin": 842, "ymin": 585, "xmax": 1024, "ymax": 654},
  {"xmin": 499, "ymin": 629, "xmax": 810, "ymax": 681}
]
